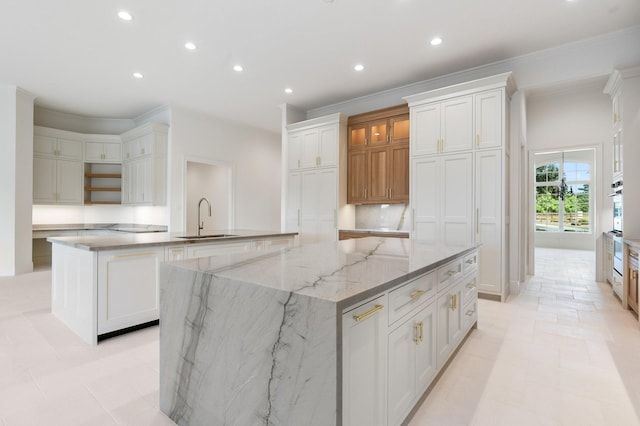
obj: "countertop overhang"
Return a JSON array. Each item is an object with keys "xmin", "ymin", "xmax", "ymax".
[
  {"xmin": 47, "ymin": 229, "xmax": 298, "ymax": 251},
  {"xmin": 165, "ymin": 237, "xmax": 478, "ymax": 308}
]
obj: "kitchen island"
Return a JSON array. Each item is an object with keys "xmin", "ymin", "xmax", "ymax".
[
  {"xmin": 48, "ymin": 230, "xmax": 297, "ymax": 345},
  {"xmin": 159, "ymin": 237, "xmax": 479, "ymax": 426}
]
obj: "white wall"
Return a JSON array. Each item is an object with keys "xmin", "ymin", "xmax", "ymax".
[
  {"xmin": 1, "ymin": 86, "xmax": 35, "ymax": 275},
  {"xmin": 186, "ymin": 161, "xmax": 231, "ymax": 233},
  {"xmin": 527, "ymin": 80, "xmax": 611, "ymax": 268},
  {"xmin": 169, "ymin": 107, "xmax": 281, "ymax": 233}
]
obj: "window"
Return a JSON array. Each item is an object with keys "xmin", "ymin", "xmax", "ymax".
[{"xmin": 535, "ymin": 149, "xmax": 593, "ymax": 233}]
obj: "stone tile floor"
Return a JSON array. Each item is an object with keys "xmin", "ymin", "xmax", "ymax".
[{"xmin": 1, "ymin": 248, "xmax": 638, "ymax": 425}]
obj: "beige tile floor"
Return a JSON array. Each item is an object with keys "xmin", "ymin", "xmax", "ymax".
[{"xmin": 1, "ymin": 248, "xmax": 639, "ymax": 425}]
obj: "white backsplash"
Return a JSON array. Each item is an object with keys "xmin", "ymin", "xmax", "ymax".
[{"xmin": 355, "ymin": 204, "xmax": 410, "ymax": 231}]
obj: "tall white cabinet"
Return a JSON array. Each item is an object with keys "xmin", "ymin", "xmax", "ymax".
[
  {"xmin": 285, "ymin": 114, "xmax": 351, "ymax": 244},
  {"xmin": 406, "ymin": 73, "xmax": 515, "ymax": 301}
]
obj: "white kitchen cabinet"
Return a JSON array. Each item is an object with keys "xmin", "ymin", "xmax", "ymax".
[
  {"xmin": 285, "ymin": 171, "xmax": 301, "ymax": 233},
  {"xmin": 185, "ymin": 240, "xmax": 254, "ymax": 259},
  {"xmin": 300, "ymin": 168, "xmax": 337, "ymax": 245},
  {"xmin": 286, "ymin": 114, "xmax": 346, "ymax": 244},
  {"xmin": 342, "ymin": 295, "xmax": 387, "ymax": 426},
  {"xmin": 387, "ymin": 302, "xmax": 436, "ymax": 426},
  {"xmin": 612, "ymin": 129, "xmax": 623, "ymax": 178},
  {"xmin": 85, "ymin": 135, "xmax": 121, "ymax": 163},
  {"xmin": 97, "ymin": 247, "xmax": 164, "ymax": 335},
  {"xmin": 436, "ymin": 279, "xmax": 464, "ymax": 370},
  {"xmin": 474, "ymin": 90, "xmax": 503, "ymax": 149},
  {"xmin": 411, "ymin": 153, "xmax": 474, "ymax": 246},
  {"xmin": 475, "ymin": 149, "xmax": 505, "ymax": 295},
  {"xmin": 409, "ymin": 96, "xmax": 473, "ymax": 156},
  {"xmin": 33, "ymin": 128, "xmax": 84, "ymax": 205},
  {"xmin": 121, "ymin": 123, "xmax": 168, "ymax": 206},
  {"xmin": 166, "ymin": 246, "xmax": 186, "ymax": 261},
  {"xmin": 406, "ymin": 73, "xmax": 514, "ymax": 301},
  {"xmin": 33, "ymin": 156, "xmax": 83, "ymax": 204}
]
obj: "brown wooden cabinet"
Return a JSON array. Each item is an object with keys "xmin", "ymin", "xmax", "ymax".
[
  {"xmin": 628, "ymin": 246, "xmax": 639, "ymax": 314},
  {"xmin": 347, "ymin": 105, "xmax": 409, "ymax": 204}
]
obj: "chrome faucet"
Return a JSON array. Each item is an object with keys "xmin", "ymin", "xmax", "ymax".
[{"xmin": 197, "ymin": 197, "xmax": 212, "ymax": 237}]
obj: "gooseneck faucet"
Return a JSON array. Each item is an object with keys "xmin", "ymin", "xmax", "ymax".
[{"xmin": 197, "ymin": 197, "xmax": 212, "ymax": 237}]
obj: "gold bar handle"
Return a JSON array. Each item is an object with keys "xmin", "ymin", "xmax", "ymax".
[
  {"xmin": 410, "ymin": 290, "xmax": 426, "ymax": 300},
  {"xmin": 115, "ymin": 252, "xmax": 157, "ymax": 259},
  {"xmin": 353, "ymin": 304, "xmax": 384, "ymax": 322},
  {"xmin": 419, "ymin": 321, "xmax": 424, "ymax": 342},
  {"xmin": 414, "ymin": 323, "xmax": 420, "ymax": 344}
]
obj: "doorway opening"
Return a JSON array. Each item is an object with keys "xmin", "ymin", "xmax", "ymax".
[{"xmin": 185, "ymin": 159, "xmax": 234, "ymax": 234}]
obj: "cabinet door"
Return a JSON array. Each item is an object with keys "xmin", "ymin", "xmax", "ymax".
[
  {"xmin": 317, "ymin": 124, "xmax": 337, "ymax": 167},
  {"xmin": 441, "ymin": 96, "xmax": 473, "ymax": 152},
  {"xmin": 288, "ymin": 132, "xmax": 301, "ymax": 170},
  {"xmin": 349, "ymin": 123, "xmax": 368, "ymax": 149},
  {"xmin": 414, "ymin": 302, "xmax": 437, "ymax": 396},
  {"xmin": 300, "ymin": 169, "xmax": 319, "ymax": 245},
  {"xmin": 342, "ymin": 296, "xmax": 387, "ymax": 426},
  {"xmin": 121, "ymin": 161, "xmax": 132, "ymax": 204},
  {"xmin": 56, "ymin": 160, "xmax": 83, "ymax": 204},
  {"xmin": 411, "ymin": 103, "xmax": 441, "ymax": 156},
  {"xmin": 390, "ymin": 145, "xmax": 409, "ymax": 203},
  {"xmin": 285, "ymin": 171, "xmax": 301, "ymax": 233},
  {"xmin": 436, "ymin": 282, "xmax": 463, "ymax": 370},
  {"xmin": 103, "ymin": 142, "xmax": 122, "ymax": 162},
  {"xmin": 388, "ymin": 315, "xmax": 417, "ymax": 426},
  {"xmin": 613, "ymin": 129, "xmax": 622, "ymax": 177},
  {"xmin": 475, "ymin": 90, "xmax": 502, "ymax": 149},
  {"xmin": 368, "ymin": 118, "xmax": 389, "ymax": 146},
  {"xmin": 34, "ymin": 135, "xmax": 56, "ymax": 157},
  {"xmin": 317, "ymin": 168, "xmax": 337, "ymax": 243},
  {"xmin": 368, "ymin": 147, "xmax": 390, "ymax": 202},
  {"xmin": 137, "ymin": 134, "xmax": 153, "ymax": 157},
  {"xmin": 85, "ymin": 142, "xmax": 104, "ymax": 162},
  {"xmin": 141, "ymin": 157, "xmax": 154, "ymax": 204},
  {"xmin": 300, "ymin": 129, "xmax": 319, "ymax": 169},
  {"xmin": 97, "ymin": 247, "xmax": 164, "ymax": 334},
  {"xmin": 56, "ymin": 138, "xmax": 83, "ymax": 160},
  {"xmin": 628, "ymin": 251, "xmax": 639, "ymax": 314},
  {"xmin": 348, "ymin": 150, "xmax": 368, "ymax": 204},
  {"xmin": 475, "ymin": 150, "xmax": 502, "ymax": 294},
  {"xmin": 411, "ymin": 156, "xmax": 440, "ymax": 242},
  {"xmin": 390, "ymin": 115, "xmax": 410, "ymax": 144},
  {"xmin": 33, "ymin": 156, "xmax": 57, "ymax": 203},
  {"xmin": 441, "ymin": 153, "xmax": 474, "ymax": 246}
]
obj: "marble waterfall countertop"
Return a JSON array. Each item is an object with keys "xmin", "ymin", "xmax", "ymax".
[
  {"xmin": 159, "ymin": 237, "xmax": 478, "ymax": 425},
  {"xmin": 33, "ymin": 223, "xmax": 168, "ymax": 234},
  {"xmin": 46, "ymin": 229, "xmax": 297, "ymax": 252},
  {"xmin": 164, "ymin": 237, "xmax": 476, "ymax": 310}
]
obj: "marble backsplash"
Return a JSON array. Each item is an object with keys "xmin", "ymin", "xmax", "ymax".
[{"xmin": 355, "ymin": 204, "xmax": 410, "ymax": 231}]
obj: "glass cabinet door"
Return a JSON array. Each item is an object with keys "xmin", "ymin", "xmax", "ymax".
[{"xmin": 368, "ymin": 119, "xmax": 389, "ymax": 146}]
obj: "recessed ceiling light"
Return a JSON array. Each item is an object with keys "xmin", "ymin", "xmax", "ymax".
[
  {"xmin": 117, "ymin": 10, "xmax": 133, "ymax": 21},
  {"xmin": 430, "ymin": 37, "xmax": 443, "ymax": 46},
  {"xmin": 354, "ymin": 64, "xmax": 364, "ymax": 71},
  {"xmin": 184, "ymin": 42, "xmax": 197, "ymax": 50},
  {"xmin": 284, "ymin": 88, "xmax": 293, "ymax": 94},
  {"xmin": 233, "ymin": 64, "xmax": 244, "ymax": 72},
  {"xmin": 132, "ymin": 72, "xmax": 143, "ymax": 79}
]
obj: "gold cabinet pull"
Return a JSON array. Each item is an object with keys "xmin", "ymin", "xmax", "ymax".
[
  {"xmin": 414, "ymin": 322, "xmax": 421, "ymax": 344},
  {"xmin": 447, "ymin": 270, "xmax": 457, "ymax": 277},
  {"xmin": 465, "ymin": 258, "xmax": 475, "ymax": 265},
  {"xmin": 353, "ymin": 304, "xmax": 384, "ymax": 322},
  {"xmin": 410, "ymin": 290, "xmax": 426, "ymax": 300},
  {"xmin": 419, "ymin": 321, "xmax": 424, "ymax": 342},
  {"xmin": 466, "ymin": 282, "xmax": 476, "ymax": 289},
  {"xmin": 451, "ymin": 294, "xmax": 457, "ymax": 311},
  {"xmin": 466, "ymin": 309, "xmax": 475, "ymax": 317}
]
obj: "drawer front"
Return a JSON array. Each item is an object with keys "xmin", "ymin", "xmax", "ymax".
[
  {"xmin": 463, "ymin": 251, "xmax": 478, "ymax": 275},
  {"xmin": 344, "ymin": 294, "xmax": 388, "ymax": 325},
  {"xmin": 388, "ymin": 271, "xmax": 436, "ymax": 325},
  {"xmin": 463, "ymin": 299, "xmax": 478, "ymax": 332},
  {"xmin": 462, "ymin": 275, "xmax": 478, "ymax": 304},
  {"xmin": 437, "ymin": 258, "xmax": 463, "ymax": 291}
]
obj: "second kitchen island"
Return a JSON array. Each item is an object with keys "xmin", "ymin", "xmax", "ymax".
[{"xmin": 160, "ymin": 237, "xmax": 479, "ymax": 426}]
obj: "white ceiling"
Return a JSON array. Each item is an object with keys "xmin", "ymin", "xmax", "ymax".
[{"xmin": 1, "ymin": 0, "xmax": 639, "ymax": 133}]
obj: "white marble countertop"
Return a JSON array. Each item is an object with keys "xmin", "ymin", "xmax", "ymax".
[
  {"xmin": 166, "ymin": 237, "xmax": 478, "ymax": 307},
  {"xmin": 47, "ymin": 229, "xmax": 297, "ymax": 251},
  {"xmin": 33, "ymin": 223, "xmax": 168, "ymax": 233}
]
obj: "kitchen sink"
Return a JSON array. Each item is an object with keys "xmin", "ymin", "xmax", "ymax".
[{"xmin": 177, "ymin": 234, "xmax": 238, "ymax": 239}]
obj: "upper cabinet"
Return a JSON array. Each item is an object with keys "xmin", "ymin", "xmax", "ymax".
[
  {"xmin": 33, "ymin": 127, "xmax": 84, "ymax": 205},
  {"xmin": 120, "ymin": 123, "xmax": 169, "ymax": 206},
  {"xmin": 288, "ymin": 121, "xmax": 339, "ymax": 170},
  {"xmin": 85, "ymin": 134, "xmax": 122, "ymax": 163},
  {"xmin": 347, "ymin": 104, "xmax": 410, "ymax": 205}
]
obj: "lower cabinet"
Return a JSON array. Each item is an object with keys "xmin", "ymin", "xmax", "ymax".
[
  {"xmin": 387, "ymin": 302, "xmax": 436, "ymax": 426},
  {"xmin": 627, "ymin": 245, "xmax": 639, "ymax": 314},
  {"xmin": 342, "ymin": 295, "xmax": 387, "ymax": 426},
  {"xmin": 342, "ymin": 249, "xmax": 478, "ymax": 426},
  {"xmin": 97, "ymin": 247, "xmax": 164, "ymax": 335},
  {"xmin": 604, "ymin": 233, "xmax": 614, "ymax": 285}
]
